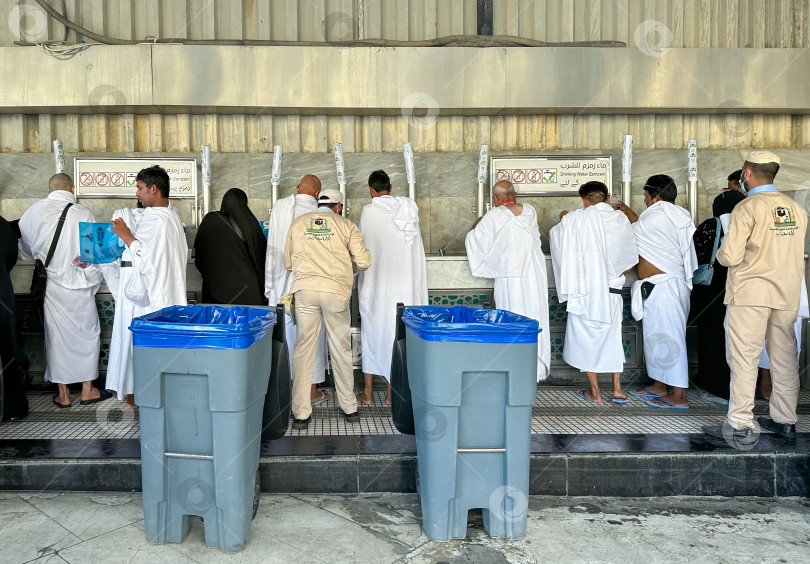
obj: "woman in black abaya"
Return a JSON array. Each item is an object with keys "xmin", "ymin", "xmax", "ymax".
[
  {"xmin": 1, "ymin": 214, "xmax": 29, "ymax": 419},
  {"xmin": 689, "ymin": 190, "xmax": 746, "ymax": 402},
  {"xmin": 194, "ymin": 188, "xmax": 268, "ymax": 306}
]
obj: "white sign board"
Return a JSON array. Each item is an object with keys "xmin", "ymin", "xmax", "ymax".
[
  {"xmin": 490, "ymin": 155, "xmax": 612, "ymax": 197},
  {"xmin": 74, "ymin": 158, "xmax": 198, "ymax": 199}
]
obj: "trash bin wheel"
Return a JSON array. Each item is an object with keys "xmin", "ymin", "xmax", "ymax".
[{"xmin": 252, "ymin": 470, "xmax": 260, "ymax": 520}]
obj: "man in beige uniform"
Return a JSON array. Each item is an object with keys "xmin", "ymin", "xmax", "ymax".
[
  {"xmin": 284, "ymin": 189, "xmax": 371, "ymax": 430},
  {"xmin": 702, "ymin": 150, "xmax": 807, "ymax": 443}
]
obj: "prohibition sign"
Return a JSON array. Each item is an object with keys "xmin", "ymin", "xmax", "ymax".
[
  {"xmin": 496, "ymin": 169, "xmax": 510, "ymax": 182},
  {"xmin": 95, "ymin": 173, "xmax": 110, "ymax": 186},
  {"xmin": 511, "ymin": 169, "xmax": 526, "ymax": 183},
  {"xmin": 79, "ymin": 173, "xmax": 93, "ymax": 186},
  {"xmin": 111, "ymin": 173, "xmax": 125, "ymax": 187},
  {"xmin": 527, "ymin": 169, "xmax": 541, "ymax": 183}
]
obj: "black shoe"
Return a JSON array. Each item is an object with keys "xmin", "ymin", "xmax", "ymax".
[
  {"xmin": 702, "ymin": 424, "xmax": 758, "ymax": 446},
  {"xmin": 757, "ymin": 417, "xmax": 797, "ymax": 439},
  {"xmin": 292, "ymin": 416, "xmax": 311, "ymax": 430},
  {"xmin": 343, "ymin": 411, "xmax": 360, "ymax": 424}
]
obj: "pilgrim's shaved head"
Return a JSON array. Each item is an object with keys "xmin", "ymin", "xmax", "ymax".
[
  {"xmin": 297, "ymin": 174, "xmax": 322, "ymax": 197},
  {"xmin": 492, "ymin": 180, "xmax": 517, "ymax": 205},
  {"xmin": 48, "ymin": 173, "xmax": 73, "ymax": 193}
]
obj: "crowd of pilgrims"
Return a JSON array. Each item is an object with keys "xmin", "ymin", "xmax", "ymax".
[{"xmin": 0, "ymin": 152, "xmax": 804, "ymax": 441}]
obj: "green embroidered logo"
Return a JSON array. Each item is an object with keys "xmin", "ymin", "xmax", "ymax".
[
  {"xmin": 772, "ymin": 206, "xmax": 796, "ymax": 227},
  {"xmin": 306, "ymin": 217, "xmax": 332, "ymax": 234}
]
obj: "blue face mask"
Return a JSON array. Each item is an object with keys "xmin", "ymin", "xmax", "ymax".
[
  {"xmin": 79, "ymin": 222, "xmax": 126, "ymax": 264},
  {"xmin": 739, "ymin": 170, "xmax": 748, "ymax": 194}
]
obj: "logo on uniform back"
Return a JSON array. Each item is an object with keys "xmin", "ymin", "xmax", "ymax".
[
  {"xmin": 772, "ymin": 206, "xmax": 796, "ymax": 227},
  {"xmin": 305, "ymin": 216, "xmax": 333, "ymax": 241},
  {"xmin": 306, "ymin": 217, "xmax": 332, "ymax": 234}
]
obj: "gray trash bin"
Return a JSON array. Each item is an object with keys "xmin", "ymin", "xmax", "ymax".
[
  {"xmin": 402, "ymin": 305, "xmax": 540, "ymax": 542},
  {"xmin": 131, "ymin": 305, "xmax": 276, "ymax": 553}
]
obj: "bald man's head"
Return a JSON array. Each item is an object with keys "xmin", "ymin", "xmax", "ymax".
[
  {"xmin": 492, "ymin": 180, "xmax": 516, "ymax": 205},
  {"xmin": 297, "ymin": 174, "xmax": 322, "ymax": 198},
  {"xmin": 49, "ymin": 173, "xmax": 74, "ymax": 193}
]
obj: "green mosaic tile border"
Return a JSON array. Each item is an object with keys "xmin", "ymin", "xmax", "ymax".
[
  {"xmin": 428, "ymin": 293, "xmax": 489, "ymax": 307},
  {"xmin": 427, "ymin": 291, "xmax": 633, "ymax": 324},
  {"xmin": 96, "ymin": 296, "xmax": 115, "ymax": 327}
]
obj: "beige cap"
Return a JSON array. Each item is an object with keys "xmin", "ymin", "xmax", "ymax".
[
  {"xmin": 745, "ymin": 150, "xmax": 781, "ymax": 166},
  {"xmin": 318, "ymin": 188, "xmax": 343, "ymax": 205}
]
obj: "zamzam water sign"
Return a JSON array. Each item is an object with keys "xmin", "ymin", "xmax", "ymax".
[
  {"xmin": 490, "ymin": 156, "xmax": 612, "ymax": 195},
  {"xmin": 74, "ymin": 158, "xmax": 197, "ymax": 198}
]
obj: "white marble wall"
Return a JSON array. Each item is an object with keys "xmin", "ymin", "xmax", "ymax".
[{"xmin": 3, "ymin": 150, "xmax": 810, "ymax": 256}]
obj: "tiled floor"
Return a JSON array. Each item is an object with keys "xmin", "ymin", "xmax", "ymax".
[
  {"xmin": 2, "ymin": 388, "xmax": 808, "ymax": 441},
  {"xmin": 5, "ymin": 492, "xmax": 810, "ymax": 564}
]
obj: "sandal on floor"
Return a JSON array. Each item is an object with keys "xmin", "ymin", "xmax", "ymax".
[
  {"xmin": 311, "ymin": 390, "xmax": 329, "ymax": 406},
  {"xmin": 645, "ymin": 398, "xmax": 688, "ymax": 410},
  {"xmin": 627, "ymin": 387, "xmax": 662, "ymax": 398},
  {"xmin": 612, "ymin": 394, "xmax": 631, "ymax": 404},
  {"xmin": 52, "ymin": 396, "xmax": 71, "ymax": 409},
  {"xmin": 80, "ymin": 390, "xmax": 113, "ymax": 406},
  {"xmin": 576, "ymin": 389, "xmax": 601, "ymax": 404}
]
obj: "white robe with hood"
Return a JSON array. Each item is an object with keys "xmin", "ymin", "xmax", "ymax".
[
  {"xmin": 104, "ymin": 204, "xmax": 188, "ymax": 400},
  {"xmin": 465, "ymin": 204, "xmax": 551, "ymax": 381},
  {"xmin": 18, "ymin": 190, "xmax": 103, "ymax": 384},
  {"xmin": 551, "ymin": 203, "xmax": 638, "ymax": 373},
  {"xmin": 358, "ymin": 195, "xmax": 428, "ymax": 380},
  {"xmin": 630, "ymin": 201, "xmax": 697, "ymax": 388},
  {"xmin": 265, "ymin": 193, "xmax": 327, "ymax": 383}
]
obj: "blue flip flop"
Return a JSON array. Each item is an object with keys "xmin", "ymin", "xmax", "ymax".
[
  {"xmin": 80, "ymin": 389, "xmax": 113, "ymax": 406},
  {"xmin": 612, "ymin": 395, "xmax": 631, "ymax": 404},
  {"xmin": 645, "ymin": 398, "xmax": 688, "ymax": 410},
  {"xmin": 627, "ymin": 387, "xmax": 662, "ymax": 399},
  {"xmin": 576, "ymin": 389, "xmax": 602, "ymax": 404}
]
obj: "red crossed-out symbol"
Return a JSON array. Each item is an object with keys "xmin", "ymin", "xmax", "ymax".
[
  {"xmin": 527, "ymin": 169, "xmax": 541, "ymax": 183},
  {"xmin": 496, "ymin": 169, "xmax": 510, "ymax": 181},
  {"xmin": 111, "ymin": 173, "xmax": 125, "ymax": 186},
  {"xmin": 511, "ymin": 169, "xmax": 526, "ymax": 183},
  {"xmin": 79, "ymin": 173, "xmax": 93, "ymax": 186},
  {"xmin": 95, "ymin": 173, "xmax": 110, "ymax": 186}
]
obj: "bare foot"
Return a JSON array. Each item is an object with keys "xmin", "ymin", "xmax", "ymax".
[
  {"xmin": 630, "ymin": 385, "xmax": 665, "ymax": 398},
  {"xmin": 612, "ymin": 392, "xmax": 629, "ymax": 401},
  {"xmin": 80, "ymin": 388, "xmax": 101, "ymax": 402},
  {"xmin": 648, "ymin": 394, "xmax": 688, "ymax": 408},
  {"xmin": 356, "ymin": 391, "xmax": 373, "ymax": 406},
  {"xmin": 384, "ymin": 395, "xmax": 392, "ymax": 406},
  {"xmin": 311, "ymin": 390, "xmax": 329, "ymax": 405},
  {"xmin": 126, "ymin": 394, "xmax": 135, "ymax": 407},
  {"xmin": 577, "ymin": 389, "xmax": 603, "ymax": 403}
]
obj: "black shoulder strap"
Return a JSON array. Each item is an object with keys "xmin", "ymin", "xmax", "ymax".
[
  {"xmin": 44, "ymin": 203, "xmax": 74, "ymax": 268},
  {"xmin": 225, "ymin": 214, "xmax": 246, "ymax": 243}
]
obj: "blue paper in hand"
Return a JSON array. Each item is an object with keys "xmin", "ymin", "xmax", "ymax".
[{"xmin": 79, "ymin": 222, "xmax": 126, "ymax": 264}]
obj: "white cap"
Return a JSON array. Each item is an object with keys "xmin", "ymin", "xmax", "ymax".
[
  {"xmin": 745, "ymin": 150, "xmax": 781, "ymax": 166},
  {"xmin": 318, "ymin": 188, "xmax": 343, "ymax": 205}
]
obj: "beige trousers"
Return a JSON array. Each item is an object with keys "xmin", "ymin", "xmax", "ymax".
[
  {"xmin": 292, "ymin": 289, "xmax": 357, "ymax": 419},
  {"xmin": 725, "ymin": 305, "xmax": 800, "ymax": 429}
]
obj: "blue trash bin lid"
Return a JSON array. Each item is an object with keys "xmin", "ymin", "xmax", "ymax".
[
  {"xmin": 130, "ymin": 305, "xmax": 276, "ymax": 350},
  {"xmin": 402, "ymin": 305, "xmax": 540, "ymax": 343}
]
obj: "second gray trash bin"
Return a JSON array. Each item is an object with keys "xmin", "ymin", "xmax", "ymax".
[
  {"xmin": 402, "ymin": 305, "xmax": 540, "ymax": 542},
  {"xmin": 131, "ymin": 305, "xmax": 276, "ymax": 553}
]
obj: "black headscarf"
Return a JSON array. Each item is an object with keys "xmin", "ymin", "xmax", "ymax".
[
  {"xmin": 193, "ymin": 188, "xmax": 268, "ymax": 305},
  {"xmin": 712, "ymin": 190, "xmax": 745, "ymax": 218},
  {"xmin": 692, "ymin": 191, "xmax": 745, "ymax": 266}
]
